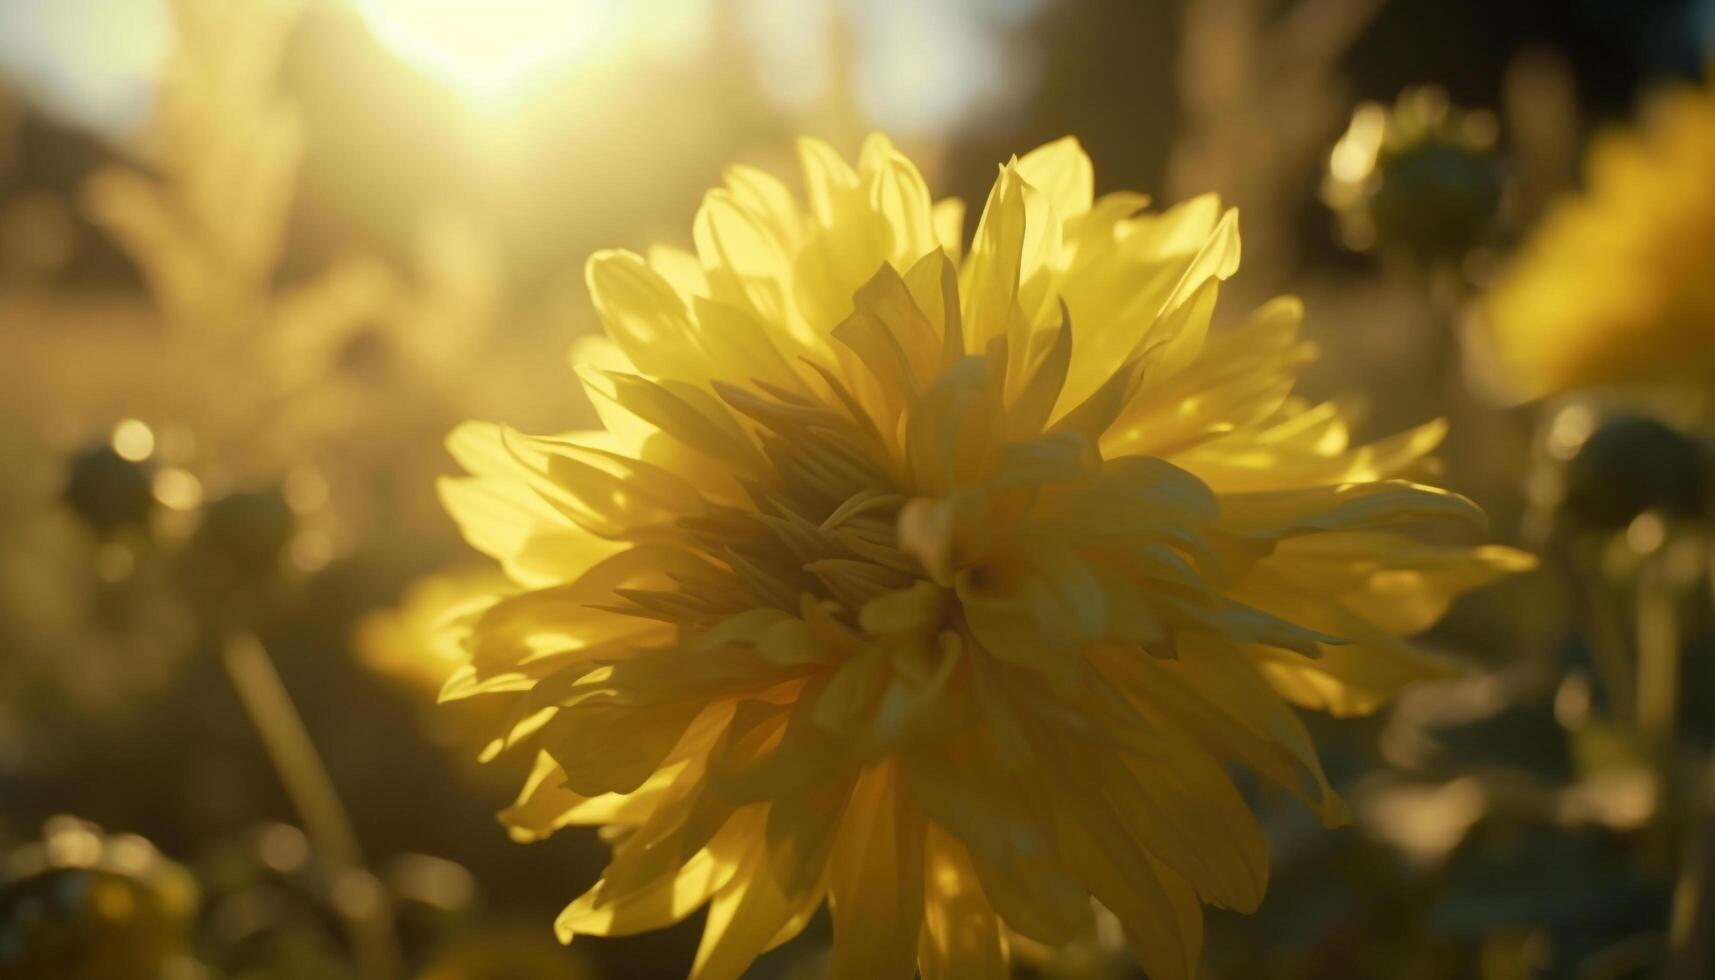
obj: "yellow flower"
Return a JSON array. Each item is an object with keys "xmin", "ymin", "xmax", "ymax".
[
  {"xmin": 440, "ymin": 134, "xmax": 1531, "ymax": 980},
  {"xmin": 1486, "ymin": 79, "xmax": 1715, "ymax": 398}
]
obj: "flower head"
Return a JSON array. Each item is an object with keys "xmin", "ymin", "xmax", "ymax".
[
  {"xmin": 1486, "ymin": 79, "xmax": 1715, "ymax": 398},
  {"xmin": 440, "ymin": 134, "xmax": 1530, "ymax": 979},
  {"xmin": 1323, "ymin": 86, "xmax": 1503, "ymax": 261}
]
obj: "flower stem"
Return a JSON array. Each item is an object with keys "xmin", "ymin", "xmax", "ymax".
[
  {"xmin": 1668, "ymin": 755, "xmax": 1715, "ymax": 980},
  {"xmin": 1635, "ymin": 552, "xmax": 1680, "ymax": 758},
  {"xmin": 220, "ymin": 632, "xmax": 400, "ymax": 980},
  {"xmin": 1562, "ymin": 537, "xmax": 1636, "ymax": 725}
]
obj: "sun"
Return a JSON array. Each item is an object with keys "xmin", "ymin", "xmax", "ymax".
[{"xmin": 349, "ymin": 0, "xmax": 629, "ymax": 96}]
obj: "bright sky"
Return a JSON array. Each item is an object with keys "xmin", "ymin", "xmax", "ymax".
[
  {"xmin": 0, "ymin": 0, "xmax": 174, "ymax": 138},
  {"xmin": 0, "ymin": 0, "xmax": 1045, "ymax": 143},
  {"xmin": 347, "ymin": 0, "xmax": 632, "ymax": 97}
]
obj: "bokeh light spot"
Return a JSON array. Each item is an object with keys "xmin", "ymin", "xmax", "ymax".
[
  {"xmin": 111, "ymin": 419, "xmax": 156, "ymax": 463},
  {"xmin": 152, "ymin": 468, "xmax": 203, "ymax": 512}
]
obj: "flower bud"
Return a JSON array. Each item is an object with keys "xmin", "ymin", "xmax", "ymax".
[
  {"xmin": 192, "ymin": 486, "xmax": 296, "ymax": 585},
  {"xmin": 61, "ymin": 445, "xmax": 153, "ymax": 538},
  {"xmin": 1563, "ymin": 415, "xmax": 1709, "ymax": 529},
  {"xmin": 0, "ymin": 818, "xmax": 198, "ymax": 979},
  {"xmin": 1325, "ymin": 87, "xmax": 1504, "ymax": 263}
]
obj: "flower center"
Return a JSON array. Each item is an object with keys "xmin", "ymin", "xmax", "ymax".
[{"xmin": 642, "ymin": 376, "xmax": 925, "ymax": 630}]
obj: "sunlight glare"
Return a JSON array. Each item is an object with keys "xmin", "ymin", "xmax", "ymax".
[
  {"xmin": 0, "ymin": 0, "xmax": 172, "ymax": 138},
  {"xmin": 351, "ymin": 0, "xmax": 629, "ymax": 96}
]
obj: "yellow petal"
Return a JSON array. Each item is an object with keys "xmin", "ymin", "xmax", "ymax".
[
  {"xmin": 918, "ymin": 825, "xmax": 1009, "ymax": 980},
  {"xmin": 1109, "ymin": 745, "xmax": 1269, "ymax": 912},
  {"xmin": 694, "ymin": 188, "xmax": 794, "ymax": 328},
  {"xmin": 1102, "ymin": 641, "xmax": 1349, "ymax": 827},
  {"xmin": 722, "ymin": 163, "xmax": 803, "ymax": 253},
  {"xmin": 961, "ymin": 162, "xmax": 1054, "ymax": 354},
  {"xmin": 501, "ymin": 751, "xmax": 686, "ymax": 842},
  {"xmin": 1054, "ymin": 804, "xmax": 1203, "ymax": 980},
  {"xmin": 690, "ymin": 835, "xmax": 828, "ymax": 980},
  {"xmin": 543, "ymin": 697, "xmax": 705, "ymax": 797},
  {"xmin": 799, "ymin": 136, "xmax": 862, "ymax": 227},
  {"xmin": 586, "ymin": 248, "xmax": 705, "ymax": 382},
  {"xmin": 901, "ymin": 247, "xmax": 965, "ymax": 366},
  {"xmin": 600, "ymin": 371, "xmax": 764, "ymax": 474},
  {"xmin": 860, "ymin": 133, "xmax": 937, "ymax": 265},
  {"xmin": 647, "ymin": 243, "xmax": 708, "ymax": 299},
  {"xmin": 903, "ymin": 740, "xmax": 1092, "ymax": 945},
  {"xmin": 1218, "ymin": 480, "xmax": 1486, "ymax": 538},
  {"xmin": 827, "ymin": 764, "xmax": 925, "ymax": 980},
  {"xmin": 763, "ymin": 772, "xmax": 856, "ymax": 899},
  {"xmin": 1251, "ymin": 627, "xmax": 1465, "ymax": 718},
  {"xmin": 931, "ymin": 198, "xmax": 966, "ymax": 263},
  {"xmin": 557, "ymin": 805, "xmax": 761, "ymax": 942},
  {"xmin": 555, "ymin": 845, "xmax": 733, "ymax": 941},
  {"xmin": 1106, "ymin": 294, "xmax": 1310, "ymax": 459},
  {"xmin": 833, "ymin": 262, "xmax": 945, "ymax": 431},
  {"xmin": 1017, "ymin": 135, "xmax": 1094, "ymax": 221},
  {"xmin": 440, "ymin": 422, "xmax": 625, "ymax": 586}
]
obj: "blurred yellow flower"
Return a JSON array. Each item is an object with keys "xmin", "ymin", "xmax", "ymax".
[
  {"xmin": 1486, "ymin": 78, "xmax": 1715, "ymax": 398},
  {"xmin": 440, "ymin": 134, "xmax": 1531, "ymax": 979}
]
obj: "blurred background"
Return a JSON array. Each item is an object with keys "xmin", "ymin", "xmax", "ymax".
[{"xmin": 2, "ymin": 0, "xmax": 1714, "ymax": 978}]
